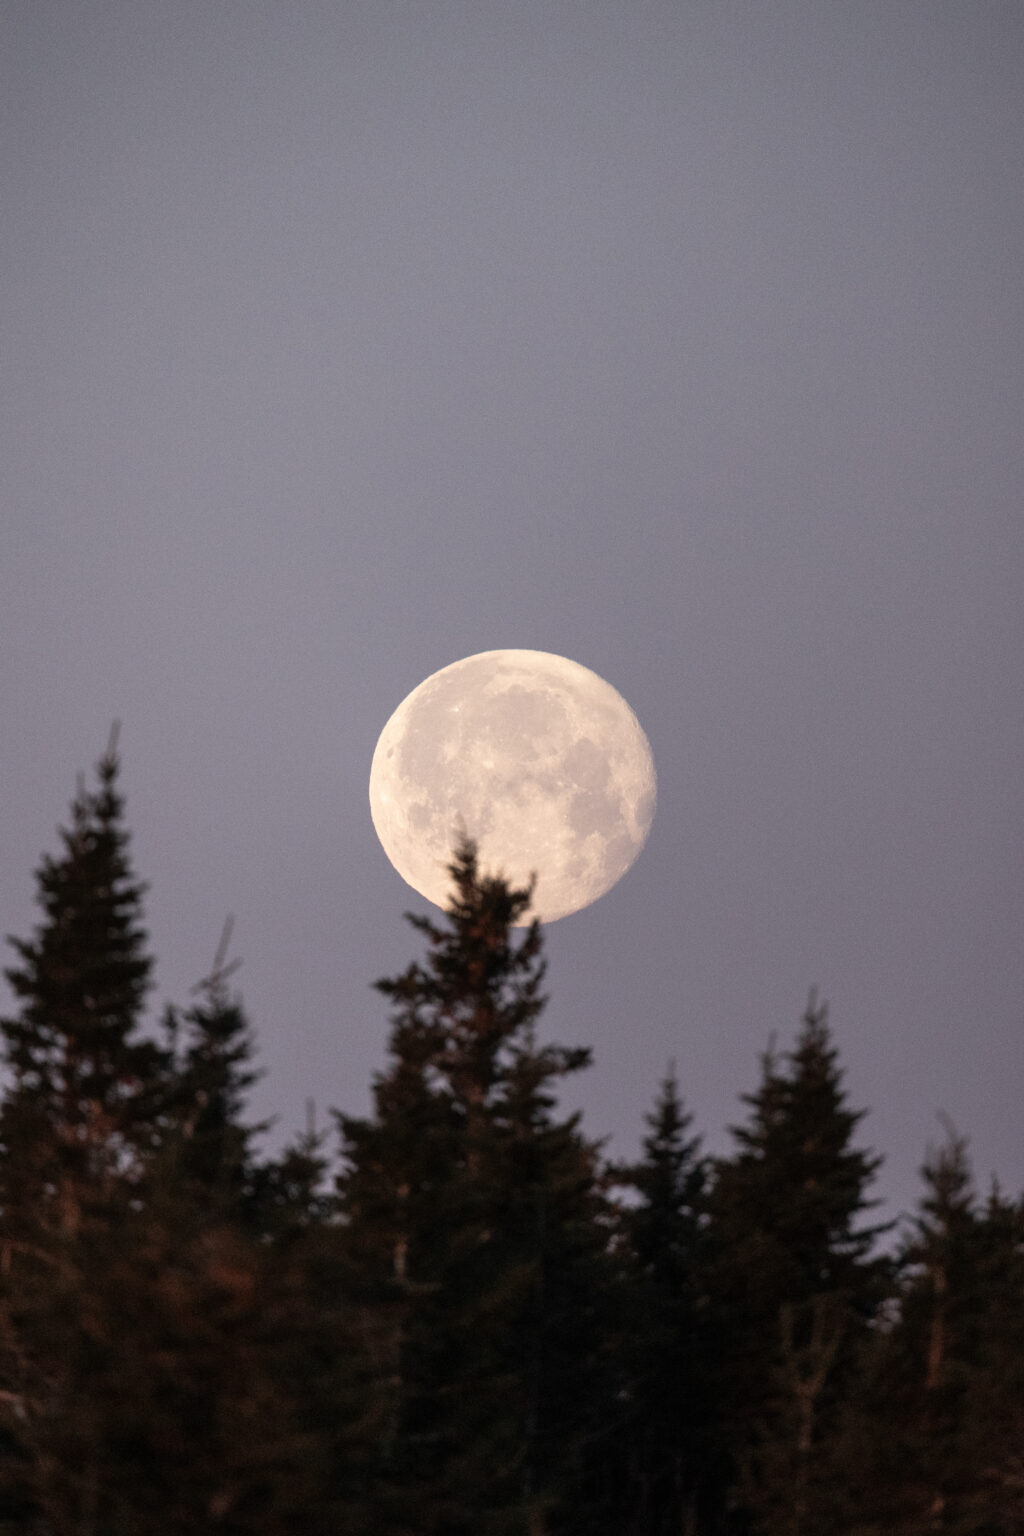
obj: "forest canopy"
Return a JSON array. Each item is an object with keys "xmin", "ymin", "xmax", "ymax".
[{"xmin": 0, "ymin": 745, "xmax": 1020, "ymax": 1534}]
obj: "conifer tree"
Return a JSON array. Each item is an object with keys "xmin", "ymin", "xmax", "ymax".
[
  {"xmin": 614, "ymin": 1070, "xmax": 719, "ymax": 1534},
  {"xmin": 115, "ymin": 925, "xmax": 341, "ymax": 1533},
  {"xmin": 0, "ymin": 734, "xmax": 164, "ymax": 1524},
  {"xmin": 335, "ymin": 840, "xmax": 620, "ymax": 1536},
  {"xmin": 0, "ymin": 728, "xmax": 160, "ymax": 1239},
  {"xmin": 0, "ymin": 747, "xmax": 328, "ymax": 1531},
  {"xmin": 707, "ymin": 994, "xmax": 886, "ymax": 1535},
  {"xmin": 961, "ymin": 1183, "xmax": 1024, "ymax": 1529},
  {"xmin": 156, "ymin": 916, "xmax": 267, "ymax": 1222},
  {"xmin": 837, "ymin": 1126, "xmax": 1024, "ymax": 1533}
]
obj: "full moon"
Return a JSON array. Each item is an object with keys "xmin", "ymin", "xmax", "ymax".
[{"xmin": 368, "ymin": 650, "xmax": 656, "ymax": 923}]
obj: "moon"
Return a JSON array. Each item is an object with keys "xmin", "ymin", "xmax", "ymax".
[{"xmin": 368, "ymin": 649, "xmax": 656, "ymax": 923}]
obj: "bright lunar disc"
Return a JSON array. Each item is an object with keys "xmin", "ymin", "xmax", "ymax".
[{"xmin": 368, "ymin": 650, "xmax": 656, "ymax": 923}]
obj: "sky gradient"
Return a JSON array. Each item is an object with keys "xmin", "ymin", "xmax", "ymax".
[{"xmin": 2, "ymin": 0, "xmax": 1021, "ymax": 1226}]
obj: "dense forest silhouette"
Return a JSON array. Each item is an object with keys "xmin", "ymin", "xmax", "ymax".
[{"xmin": 0, "ymin": 743, "xmax": 1020, "ymax": 1534}]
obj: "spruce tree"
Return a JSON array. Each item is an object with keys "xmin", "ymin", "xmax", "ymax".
[
  {"xmin": 0, "ymin": 729, "xmax": 159, "ymax": 1238},
  {"xmin": 614, "ymin": 1071, "xmax": 719, "ymax": 1534},
  {"xmin": 0, "ymin": 734, "xmax": 166, "ymax": 1527},
  {"xmin": 335, "ymin": 840, "xmax": 620, "ymax": 1536},
  {"xmin": 119, "ymin": 926, "xmax": 340, "ymax": 1533},
  {"xmin": 0, "ymin": 746, "xmax": 329, "ymax": 1531},
  {"xmin": 962, "ymin": 1183, "xmax": 1024, "ymax": 1530},
  {"xmin": 156, "ymin": 916, "xmax": 266, "ymax": 1222},
  {"xmin": 707, "ymin": 994, "xmax": 887, "ymax": 1535},
  {"xmin": 837, "ymin": 1127, "xmax": 1024, "ymax": 1533}
]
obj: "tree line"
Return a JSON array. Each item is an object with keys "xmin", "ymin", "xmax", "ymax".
[{"xmin": 0, "ymin": 743, "xmax": 1020, "ymax": 1534}]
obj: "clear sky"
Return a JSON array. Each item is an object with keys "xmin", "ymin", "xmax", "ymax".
[{"xmin": 2, "ymin": 0, "xmax": 1021, "ymax": 1226}]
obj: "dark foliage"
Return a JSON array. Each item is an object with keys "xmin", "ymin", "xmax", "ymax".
[
  {"xmin": 0, "ymin": 752, "xmax": 1020, "ymax": 1533},
  {"xmin": 704, "ymin": 995, "xmax": 891, "ymax": 1534},
  {"xmin": 612, "ymin": 1070, "xmax": 722, "ymax": 1533},
  {"xmin": 334, "ymin": 840, "xmax": 623, "ymax": 1535}
]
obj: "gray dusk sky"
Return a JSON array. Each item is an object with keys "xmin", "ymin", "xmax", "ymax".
[{"xmin": 2, "ymin": 0, "xmax": 1021, "ymax": 1225}]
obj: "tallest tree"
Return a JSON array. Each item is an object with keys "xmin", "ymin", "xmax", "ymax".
[
  {"xmin": 335, "ymin": 840, "xmax": 622, "ymax": 1536},
  {"xmin": 0, "ymin": 728, "xmax": 158, "ymax": 1239}
]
